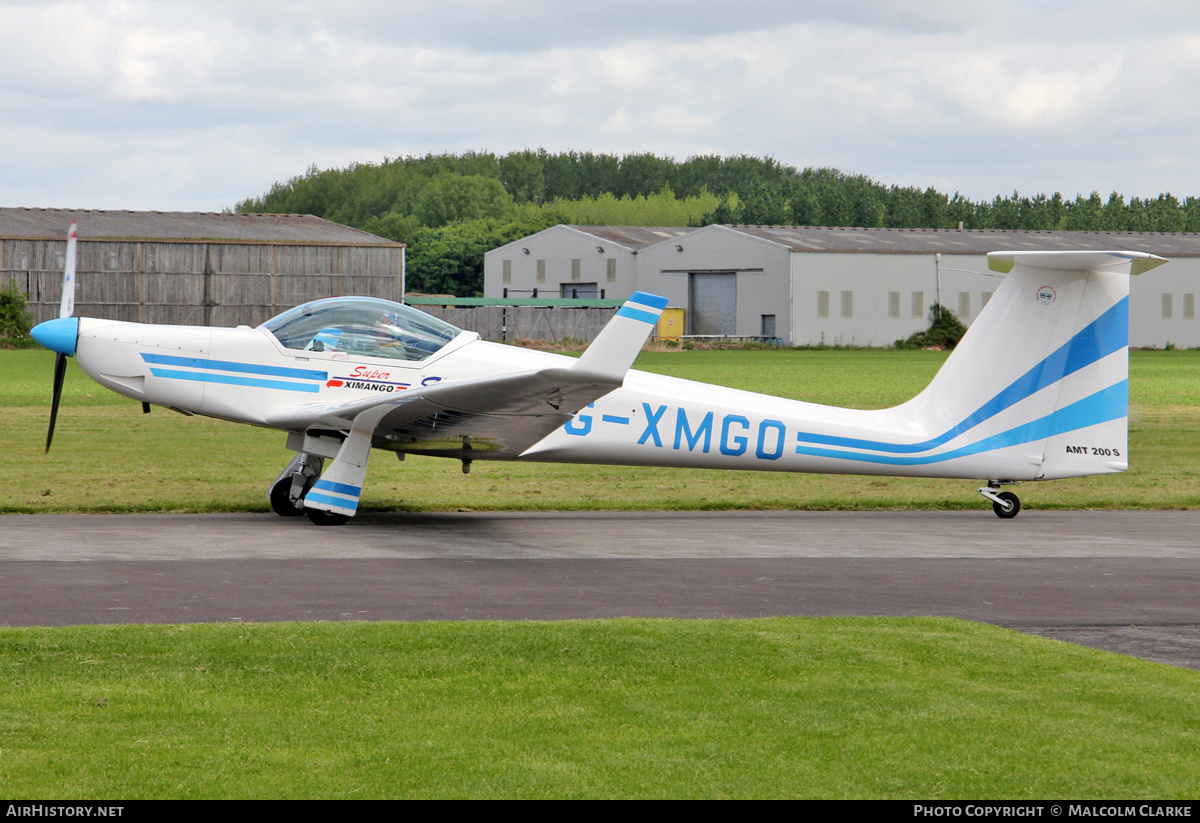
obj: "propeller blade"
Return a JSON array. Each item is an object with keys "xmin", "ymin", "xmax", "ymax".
[
  {"xmin": 46, "ymin": 352, "xmax": 67, "ymax": 452},
  {"xmin": 60, "ymin": 219, "xmax": 77, "ymax": 319},
  {"xmin": 39, "ymin": 221, "xmax": 80, "ymax": 452}
]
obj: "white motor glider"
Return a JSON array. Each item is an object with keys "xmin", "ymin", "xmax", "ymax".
[{"xmin": 31, "ymin": 222, "xmax": 1165, "ymax": 524}]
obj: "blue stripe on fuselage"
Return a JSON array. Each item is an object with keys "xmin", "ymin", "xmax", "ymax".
[
  {"xmin": 792, "ymin": 298, "xmax": 1128, "ymax": 454},
  {"xmin": 793, "ymin": 381, "xmax": 1127, "ymax": 466},
  {"xmin": 147, "ymin": 368, "xmax": 321, "ymax": 393},
  {"xmin": 141, "ymin": 353, "xmax": 327, "ymax": 382}
]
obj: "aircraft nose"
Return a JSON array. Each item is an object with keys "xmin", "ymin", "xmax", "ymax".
[{"xmin": 31, "ymin": 317, "xmax": 80, "ymax": 357}]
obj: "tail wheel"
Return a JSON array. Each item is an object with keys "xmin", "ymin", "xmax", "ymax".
[{"xmin": 992, "ymin": 492, "xmax": 1021, "ymax": 519}]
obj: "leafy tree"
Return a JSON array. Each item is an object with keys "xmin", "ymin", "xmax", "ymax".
[
  {"xmin": 498, "ymin": 150, "xmax": 545, "ymax": 204},
  {"xmin": 738, "ymin": 182, "xmax": 791, "ymax": 225},
  {"xmin": 1183, "ymin": 197, "xmax": 1200, "ymax": 231},
  {"xmin": 239, "ymin": 150, "xmax": 1200, "ymax": 236},
  {"xmin": 1141, "ymin": 194, "xmax": 1185, "ymax": 232},
  {"xmin": 786, "ymin": 187, "xmax": 821, "ymax": 226},
  {"xmin": 1060, "ymin": 192, "xmax": 1104, "ymax": 230},
  {"xmin": 360, "ymin": 212, "xmax": 424, "ymax": 247},
  {"xmin": 700, "ymin": 192, "xmax": 744, "ymax": 225},
  {"xmin": 415, "ymin": 174, "xmax": 514, "ymax": 228},
  {"xmin": 0, "ymin": 280, "xmax": 33, "ymax": 339},
  {"xmin": 406, "ymin": 212, "xmax": 558, "ymax": 296},
  {"xmin": 895, "ymin": 304, "xmax": 969, "ymax": 350},
  {"xmin": 616, "ymin": 153, "xmax": 675, "ymax": 198},
  {"xmin": 550, "ymin": 186, "xmax": 719, "ymax": 226}
]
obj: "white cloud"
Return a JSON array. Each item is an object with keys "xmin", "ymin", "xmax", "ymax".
[
  {"xmin": 2, "ymin": 1, "xmax": 1200, "ymax": 209},
  {"xmin": 114, "ymin": 28, "xmax": 217, "ymax": 102}
]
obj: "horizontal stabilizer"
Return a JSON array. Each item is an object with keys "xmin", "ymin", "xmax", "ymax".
[{"xmin": 988, "ymin": 250, "xmax": 1167, "ymax": 276}]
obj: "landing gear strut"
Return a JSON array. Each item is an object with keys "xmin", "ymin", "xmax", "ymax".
[
  {"xmin": 977, "ymin": 482, "xmax": 1021, "ymax": 519},
  {"xmin": 268, "ymin": 452, "xmax": 324, "ymax": 517}
]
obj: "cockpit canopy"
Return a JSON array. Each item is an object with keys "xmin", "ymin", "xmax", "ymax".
[{"xmin": 260, "ymin": 297, "xmax": 463, "ymax": 362}]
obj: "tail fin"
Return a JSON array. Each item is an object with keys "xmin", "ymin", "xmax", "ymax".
[
  {"xmin": 899, "ymin": 250, "xmax": 1166, "ymax": 480},
  {"xmin": 573, "ymin": 291, "xmax": 668, "ymax": 383}
]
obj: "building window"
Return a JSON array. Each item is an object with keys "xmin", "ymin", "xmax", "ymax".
[
  {"xmin": 982, "ymin": 291, "xmax": 993, "ymax": 310},
  {"xmin": 1163, "ymin": 293, "xmax": 1173, "ymax": 319},
  {"xmin": 561, "ymin": 282, "xmax": 598, "ymax": 299},
  {"xmin": 607, "ymin": 258, "xmax": 616, "ymax": 283},
  {"xmin": 1185, "ymin": 294, "xmax": 1195, "ymax": 320},
  {"xmin": 571, "ymin": 259, "xmax": 581, "ymax": 282},
  {"xmin": 958, "ymin": 291, "xmax": 970, "ymax": 319},
  {"xmin": 502, "ymin": 259, "xmax": 512, "ymax": 285},
  {"xmin": 912, "ymin": 291, "xmax": 924, "ymax": 319},
  {"xmin": 816, "ymin": 291, "xmax": 829, "ymax": 318},
  {"xmin": 841, "ymin": 290, "xmax": 853, "ymax": 319},
  {"xmin": 536, "ymin": 260, "xmax": 546, "ymax": 284},
  {"xmin": 888, "ymin": 291, "xmax": 900, "ymax": 319},
  {"xmin": 761, "ymin": 315, "xmax": 776, "ymax": 338}
]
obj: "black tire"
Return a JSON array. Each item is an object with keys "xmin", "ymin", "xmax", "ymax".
[
  {"xmin": 306, "ymin": 507, "xmax": 350, "ymax": 526},
  {"xmin": 992, "ymin": 491, "xmax": 1020, "ymax": 519},
  {"xmin": 269, "ymin": 478, "xmax": 306, "ymax": 517}
]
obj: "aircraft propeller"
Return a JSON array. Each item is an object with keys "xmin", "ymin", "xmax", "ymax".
[{"xmin": 32, "ymin": 219, "xmax": 78, "ymax": 452}]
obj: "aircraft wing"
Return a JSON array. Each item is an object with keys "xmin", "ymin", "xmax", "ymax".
[{"xmin": 264, "ymin": 291, "xmax": 668, "ymax": 457}]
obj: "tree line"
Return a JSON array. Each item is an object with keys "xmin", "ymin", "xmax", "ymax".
[{"xmin": 236, "ymin": 150, "xmax": 1200, "ymax": 296}]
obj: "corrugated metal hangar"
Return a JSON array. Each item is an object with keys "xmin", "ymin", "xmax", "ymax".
[
  {"xmin": 485, "ymin": 224, "xmax": 1200, "ymax": 348},
  {"xmin": 1, "ymin": 208, "xmax": 403, "ymax": 328}
]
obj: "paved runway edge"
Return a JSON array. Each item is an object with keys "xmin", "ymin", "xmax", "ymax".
[{"xmin": 2, "ymin": 512, "xmax": 1198, "ymax": 670}]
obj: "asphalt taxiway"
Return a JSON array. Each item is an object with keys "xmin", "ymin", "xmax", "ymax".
[{"xmin": 2, "ymin": 510, "xmax": 1198, "ymax": 669}]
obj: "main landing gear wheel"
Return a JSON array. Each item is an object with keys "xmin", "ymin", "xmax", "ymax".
[
  {"xmin": 992, "ymin": 492, "xmax": 1020, "ymax": 519},
  {"xmin": 305, "ymin": 508, "xmax": 350, "ymax": 526},
  {"xmin": 269, "ymin": 477, "xmax": 306, "ymax": 517}
]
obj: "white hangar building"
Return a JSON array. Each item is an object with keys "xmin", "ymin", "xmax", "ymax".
[{"xmin": 484, "ymin": 224, "xmax": 1200, "ymax": 348}]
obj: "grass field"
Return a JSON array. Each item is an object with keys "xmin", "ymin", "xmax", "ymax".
[
  {"xmin": 1, "ymin": 618, "xmax": 1197, "ymax": 799},
  {"xmin": 2, "ymin": 348, "xmax": 1198, "ymax": 513}
]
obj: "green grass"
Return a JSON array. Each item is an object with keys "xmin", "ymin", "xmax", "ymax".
[
  {"xmin": 0, "ymin": 618, "xmax": 1197, "ymax": 799},
  {"xmin": 3, "ymin": 348, "xmax": 1199, "ymax": 513}
]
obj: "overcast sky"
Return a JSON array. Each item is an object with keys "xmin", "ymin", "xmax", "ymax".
[{"xmin": 3, "ymin": 0, "xmax": 1198, "ymax": 213}]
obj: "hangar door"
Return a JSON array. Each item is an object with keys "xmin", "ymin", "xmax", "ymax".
[{"xmin": 688, "ymin": 272, "xmax": 736, "ymax": 335}]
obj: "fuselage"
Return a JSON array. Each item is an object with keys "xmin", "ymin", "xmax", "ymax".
[{"xmin": 66, "ymin": 313, "xmax": 1121, "ymax": 484}]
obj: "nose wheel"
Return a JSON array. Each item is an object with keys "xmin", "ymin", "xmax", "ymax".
[
  {"xmin": 977, "ymin": 484, "xmax": 1021, "ymax": 519},
  {"xmin": 269, "ymin": 476, "xmax": 306, "ymax": 516},
  {"xmin": 268, "ymin": 452, "xmax": 324, "ymax": 517}
]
